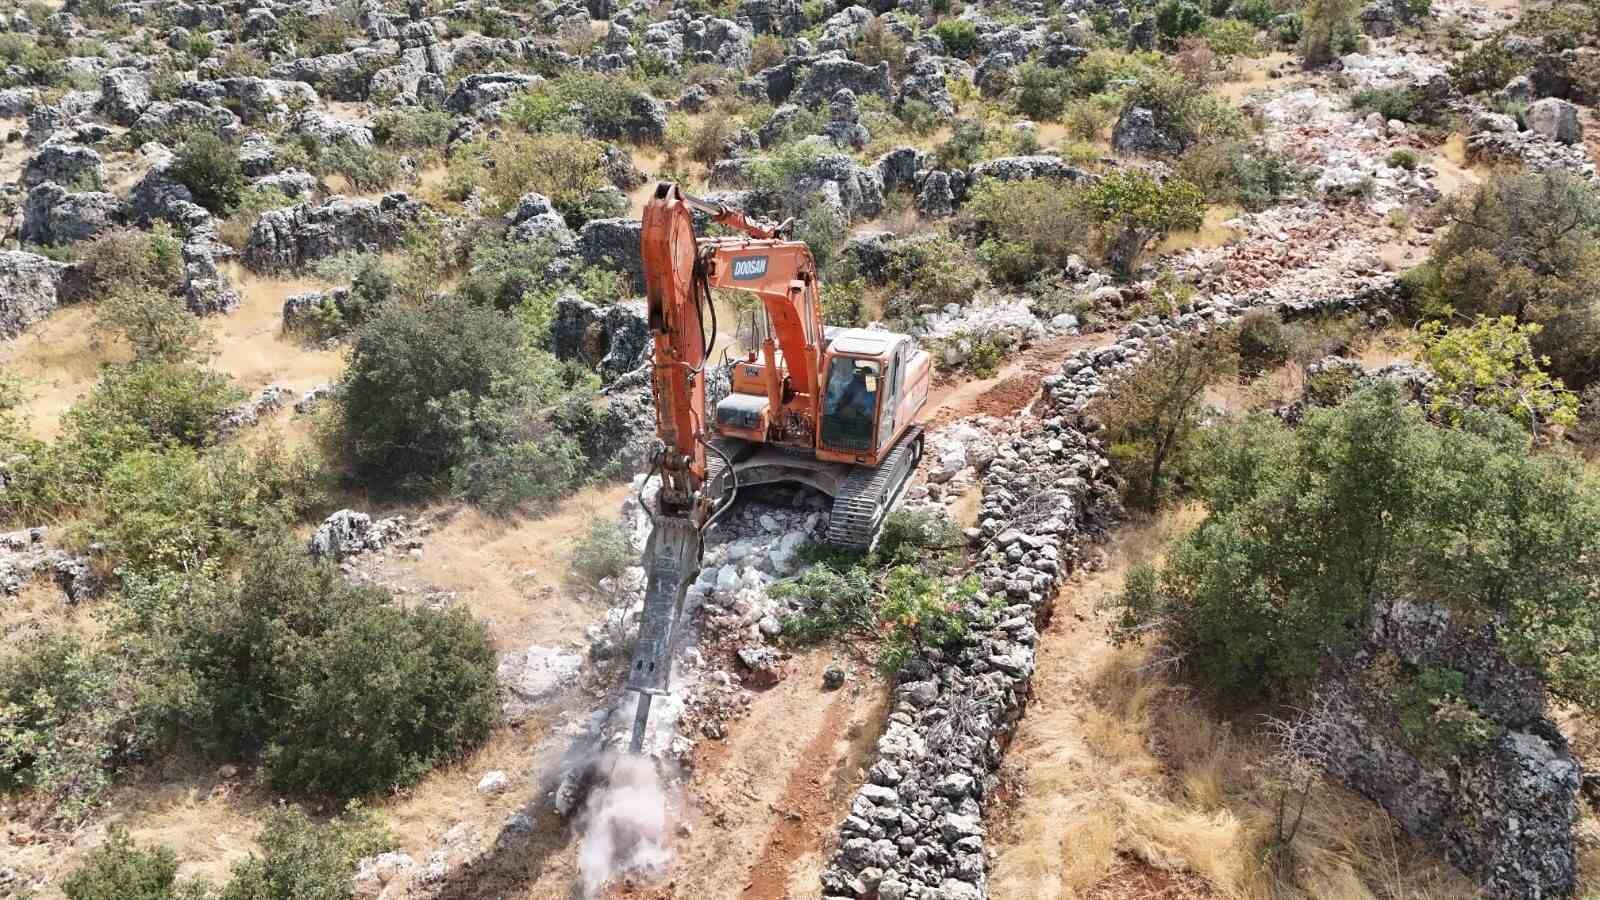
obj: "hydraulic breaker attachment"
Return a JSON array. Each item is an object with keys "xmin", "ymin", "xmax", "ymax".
[{"xmin": 626, "ymin": 515, "xmax": 704, "ymax": 753}]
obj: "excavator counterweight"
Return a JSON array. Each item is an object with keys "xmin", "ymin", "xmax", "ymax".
[{"xmin": 624, "ymin": 184, "xmax": 931, "ymax": 752}]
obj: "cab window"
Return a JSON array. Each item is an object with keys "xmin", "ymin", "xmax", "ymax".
[{"xmin": 821, "ymin": 357, "xmax": 879, "ymax": 451}]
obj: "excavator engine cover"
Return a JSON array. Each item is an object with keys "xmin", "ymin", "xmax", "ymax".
[{"xmin": 715, "ymin": 392, "xmax": 770, "ymax": 432}]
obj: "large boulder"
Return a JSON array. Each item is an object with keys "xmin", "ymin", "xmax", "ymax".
[
  {"xmin": 549, "ymin": 294, "xmax": 649, "ymax": 382},
  {"xmin": 129, "ymin": 98, "xmax": 242, "ymax": 143},
  {"xmin": 576, "ymin": 217, "xmax": 644, "ymax": 288},
  {"xmin": 99, "ymin": 67, "xmax": 151, "ymax": 126},
  {"xmin": 20, "ymin": 182, "xmax": 126, "ymax": 245},
  {"xmin": 20, "ymin": 142, "xmax": 102, "ymax": 190},
  {"xmin": 182, "ymin": 77, "xmax": 320, "ymax": 127},
  {"xmin": 444, "ymin": 71, "xmax": 542, "ymax": 117},
  {"xmin": 1111, "ymin": 105, "xmax": 1185, "ymax": 155},
  {"xmin": 793, "ymin": 55, "xmax": 892, "ymax": 104},
  {"xmin": 242, "ymin": 193, "xmax": 426, "ymax": 273},
  {"xmin": 1525, "ymin": 97, "xmax": 1582, "ymax": 145},
  {"xmin": 269, "ymin": 47, "xmax": 400, "ymax": 101},
  {"xmin": 0, "ymin": 251, "xmax": 63, "ymax": 338}
]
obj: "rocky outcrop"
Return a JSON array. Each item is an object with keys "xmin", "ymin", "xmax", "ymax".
[
  {"xmin": 549, "ymin": 294, "xmax": 649, "ymax": 383},
  {"xmin": 20, "ymin": 182, "xmax": 125, "ymax": 245},
  {"xmin": 575, "ymin": 217, "xmax": 644, "ymax": 287},
  {"xmin": 0, "ymin": 527, "xmax": 102, "ymax": 602},
  {"xmin": 307, "ymin": 509, "xmax": 414, "ymax": 562},
  {"xmin": 1309, "ymin": 599, "xmax": 1580, "ymax": 899},
  {"xmin": 241, "ymin": 193, "xmax": 426, "ymax": 273},
  {"xmin": 0, "ymin": 251, "xmax": 63, "ymax": 338},
  {"xmin": 21, "ymin": 142, "xmax": 102, "ymax": 190},
  {"xmin": 1525, "ymin": 97, "xmax": 1583, "ymax": 145}
]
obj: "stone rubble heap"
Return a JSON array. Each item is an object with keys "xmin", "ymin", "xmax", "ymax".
[{"xmin": 305, "ymin": 508, "xmax": 418, "ymax": 563}]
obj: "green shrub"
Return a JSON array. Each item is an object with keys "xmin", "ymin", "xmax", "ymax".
[
  {"xmin": 219, "ymin": 805, "xmax": 392, "ymax": 900},
  {"xmin": 881, "ymin": 234, "xmax": 988, "ymax": 313},
  {"xmin": 0, "ymin": 636, "xmax": 141, "ymax": 819},
  {"xmin": 213, "ymin": 45, "xmax": 268, "ymax": 79},
  {"xmin": 372, "ymin": 108, "xmax": 454, "ymax": 151},
  {"xmin": 168, "ymin": 130, "xmax": 244, "ymax": 215},
  {"xmin": 338, "ymin": 295, "xmax": 524, "ymax": 491},
  {"xmin": 570, "ymin": 520, "xmax": 632, "ymax": 585},
  {"xmin": 1174, "ymin": 139, "xmax": 1310, "ymax": 210},
  {"xmin": 1012, "ymin": 63, "xmax": 1072, "ymax": 120},
  {"xmin": 932, "ymin": 19, "xmax": 978, "ymax": 59},
  {"xmin": 933, "ymin": 117, "xmax": 988, "ymax": 170},
  {"xmin": 119, "ymin": 537, "xmax": 497, "ymax": 796},
  {"xmin": 503, "ymin": 72, "xmax": 653, "ymax": 141},
  {"xmin": 1386, "ymin": 148, "xmax": 1420, "ymax": 170},
  {"xmin": 1120, "ymin": 68, "xmax": 1247, "ymax": 151},
  {"xmin": 62, "ymin": 829, "xmax": 190, "ymax": 900},
  {"xmin": 820, "ymin": 277, "xmax": 867, "ymax": 326},
  {"xmin": 455, "ymin": 234, "xmax": 569, "ymax": 313},
  {"xmin": 447, "ymin": 370, "xmax": 593, "ymax": 512},
  {"xmin": 1155, "ymin": 0, "xmax": 1206, "ymax": 39},
  {"xmin": 794, "ymin": 200, "xmax": 847, "ymax": 274},
  {"xmin": 317, "ymin": 142, "xmax": 404, "ymax": 193},
  {"xmin": 1234, "ymin": 309, "xmax": 1290, "ymax": 376},
  {"xmin": 0, "ymin": 33, "xmax": 66, "ymax": 88},
  {"xmin": 1231, "ymin": 0, "xmax": 1277, "ymax": 27},
  {"xmin": 1297, "ymin": 0, "xmax": 1360, "ymax": 65},
  {"xmin": 449, "ymin": 134, "xmax": 612, "ymax": 224},
  {"xmin": 1116, "ymin": 384, "xmax": 1600, "ymax": 711},
  {"xmin": 875, "ymin": 508, "xmax": 964, "ymax": 565},
  {"xmin": 1449, "ymin": 36, "xmax": 1526, "ymax": 95},
  {"xmin": 1089, "ymin": 328, "xmax": 1236, "ymax": 507},
  {"xmin": 1416, "ymin": 315, "xmax": 1577, "ymax": 434},
  {"xmin": 961, "ymin": 178, "xmax": 1090, "ymax": 284},
  {"xmin": 74, "ymin": 225, "xmax": 185, "ymax": 297},
  {"xmin": 1351, "ymin": 85, "xmax": 1444, "ymax": 125},
  {"xmin": 1392, "ymin": 665, "xmax": 1501, "ymax": 759},
  {"xmin": 1204, "ymin": 17, "xmax": 1262, "ymax": 57},
  {"xmin": 93, "ymin": 287, "xmax": 207, "ymax": 363},
  {"xmin": 263, "ymin": 598, "xmax": 497, "ymax": 794}
]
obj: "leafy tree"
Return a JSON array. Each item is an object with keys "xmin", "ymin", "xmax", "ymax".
[
  {"xmin": 1297, "ymin": 0, "xmax": 1360, "ymax": 65},
  {"xmin": 1416, "ymin": 316, "xmax": 1577, "ymax": 435},
  {"xmin": 168, "ymin": 130, "xmax": 245, "ymax": 215},
  {"xmin": 1155, "ymin": 0, "xmax": 1206, "ymax": 39},
  {"xmin": 1118, "ymin": 384, "xmax": 1600, "ymax": 710},
  {"xmin": 338, "ymin": 296, "xmax": 523, "ymax": 491},
  {"xmin": 1412, "ymin": 169, "xmax": 1600, "ymax": 388},
  {"xmin": 1089, "ymin": 328, "xmax": 1236, "ymax": 508},
  {"xmin": 1077, "ymin": 170, "xmax": 1206, "ymax": 273},
  {"xmin": 931, "ymin": 19, "xmax": 978, "ymax": 59}
]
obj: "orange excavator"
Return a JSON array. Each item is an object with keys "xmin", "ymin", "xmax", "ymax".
[{"xmin": 624, "ymin": 183, "xmax": 931, "ymax": 751}]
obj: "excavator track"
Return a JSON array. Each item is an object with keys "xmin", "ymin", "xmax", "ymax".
[{"xmin": 825, "ymin": 427, "xmax": 924, "ymax": 550}]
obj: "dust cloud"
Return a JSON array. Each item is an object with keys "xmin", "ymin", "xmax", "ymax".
[{"xmin": 577, "ymin": 752, "xmax": 674, "ymax": 898}]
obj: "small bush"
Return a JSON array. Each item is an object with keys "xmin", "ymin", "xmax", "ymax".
[
  {"xmin": 1204, "ymin": 17, "xmax": 1262, "ymax": 58},
  {"xmin": 570, "ymin": 520, "xmax": 632, "ymax": 585},
  {"xmin": 750, "ymin": 33, "xmax": 786, "ymax": 71},
  {"xmin": 93, "ymin": 287, "xmax": 207, "ymax": 363},
  {"xmin": 1449, "ymin": 36, "xmax": 1526, "ymax": 95},
  {"xmin": 934, "ymin": 117, "xmax": 988, "ymax": 170},
  {"xmin": 213, "ymin": 45, "xmax": 268, "ymax": 79},
  {"xmin": 821, "ymin": 277, "xmax": 867, "ymax": 326},
  {"xmin": 219, "ymin": 805, "xmax": 392, "ymax": 900},
  {"xmin": 882, "ymin": 234, "xmax": 988, "ymax": 313},
  {"xmin": 451, "ymin": 134, "xmax": 611, "ymax": 224},
  {"xmin": 503, "ymin": 72, "xmax": 653, "ymax": 141},
  {"xmin": 1231, "ymin": 0, "xmax": 1277, "ymax": 27},
  {"xmin": 1012, "ymin": 63, "xmax": 1072, "ymax": 120},
  {"xmin": 62, "ymin": 829, "xmax": 186, "ymax": 900},
  {"xmin": 1351, "ymin": 86, "xmax": 1443, "ymax": 125},
  {"xmin": 932, "ymin": 19, "xmax": 978, "ymax": 59},
  {"xmin": 75, "ymin": 225, "xmax": 185, "ymax": 297},
  {"xmin": 962, "ymin": 178, "xmax": 1091, "ymax": 284},
  {"xmin": 317, "ymin": 142, "xmax": 404, "ymax": 193},
  {"xmin": 1386, "ymin": 148, "xmax": 1419, "ymax": 170},
  {"xmin": 372, "ymin": 108, "xmax": 454, "ymax": 151},
  {"xmin": 168, "ymin": 130, "xmax": 244, "ymax": 215},
  {"xmin": 1234, "ymin": 309, "xmax": 1290, "ymax": 376},
  {"xmin": 1298, "ymin": 0, "xmax": 1360, "ymax": 65},
  {"xmin": 1079, "ymin": 170, "xmax": 1207, "ymax": 274}
]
